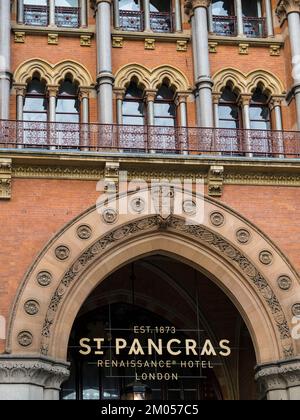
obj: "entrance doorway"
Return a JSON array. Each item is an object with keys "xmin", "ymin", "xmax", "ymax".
[{"xmin": 61, "ymin": 255, "xmax": 256, "ymax": 400}]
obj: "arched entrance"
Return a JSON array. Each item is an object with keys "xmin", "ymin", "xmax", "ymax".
[
  {"xmin": 61, "ymin": 254, "xmax": 256, "ymax": 400},
  {"xmin": 1, "ymin": 190, "xmax": 300, "ymax": 400}
]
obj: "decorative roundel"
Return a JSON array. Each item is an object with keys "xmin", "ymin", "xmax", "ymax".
[
  {"xmin": 292, "ymin": 303, "xmax": 300, "ymax": 317},
  {"xmin": 277, "ymin": 275, "xmax": 292, "ymax": 291},
  {"xmin": 24, "ymin": 300, "xmax": 40, "ymax": 316},
  {"xmin": 37, "ymin": 271, "xmax": 52, "ymax": 287},
  {"xmin": 182, "ymin": 200, "xmax": 197, "ymax": 216},
  {"xmin": 131, "ymin": 197, "xmax": 146, "ymax": 213},
  {"xmin": 55, "ymin": 246, "xmax": 70, "ymax": 261},
  {"xmin": 17, "ymin": 331, "xmax": 33, "ymax": 347},
  {"xmin": 77, "ymin": 224, "xmax": 92, "ymax": 240},
  {"xmin": 210, "ymin": 211, "xmax": 225, "ymax": 227},
  {"xmin": 236, "ymin": 229, "xmax": 251, "ymax": 244},
  {"xmin": 259, "ymin": 251, "xmax": 273, "ymax": 266},
  {"xmin": 102, "ymin": 208, "xmax": 119, "ymax": 224}
]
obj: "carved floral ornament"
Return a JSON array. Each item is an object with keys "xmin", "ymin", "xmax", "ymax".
[
  {"xmin": 276, "ymin": 0, "xmax": 300, "ymax": 24},
  {"xmin": 7, "ymin": 193, "xmax": 299, "ymax": 362},
  {"xmin": 184, "ymin": 0, "xmax": 212, "ymax": 15}
]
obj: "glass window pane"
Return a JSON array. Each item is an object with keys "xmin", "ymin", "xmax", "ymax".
[
  {"xmin": 24, "ymin": 97, "xmax": 47, "ymax": 112},
  {"xmin": 123, "ymin": 101, "xmax": 144, "ymax": 116},
  {"xmin": 23, "ymin": 113, "xmax": 47, "ymax": 122},
  {"xmin": 123, "ymin": 116, "xmax": 144, "ymax": 125},
  {"xmin": 150, "ymin": 0, "xmax": 170, "ymax": 12},
  {"xmin": 242, "ymin": 0, "xmax": 261, "ymax": 17},
  {"xmin": 212, "ymin": 0, "xmax": 233, "ymax": 16},
  {"xmin": 249, "ymin": 106, "xmax": 269, "ymax": 121},
  {"xmin": 154, "ymin": 103, "xmax": 175, "ymax": 117},
  {"xmin": 219, "ymin": 119, "xmax": 239, "ymax": 129},
  {"xmin": 56, "ymin": 98, "xmax": 79, "ymax": 113},
  {"xmin": 250, "ymin": 120, "xmax": 270, "ymax": 130},
  {"xmin": 219, "ymin": 105, "xmax": 238, "ymax": 120},
  {"xmin": 56, "ymin": 113, "xmax": 79, "ymax": 123},
  {"xmin": 24, "ymin": 0, "xmax": 47, "ymax": 5},
  {"xmin": 82, "ymin": 362, "xmax": 100, "ymax": 400},
  {"xmin": 55, "ymin": 0, "xmax": 78, "ymax": 6},
  {"xmin": 154, "ymin": 117, "xmax": 175, "ymax": 127},
  {"xmin": 119, "ymin": 0, "xmax": 141, "ymax": 11}
]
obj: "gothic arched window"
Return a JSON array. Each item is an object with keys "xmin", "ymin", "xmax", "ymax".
[
  {"xmin": 154, "ymin": 84, "xmax": 176, "ymax": 127},
  {"xmin": 219, "ymin": 86, "xmax": 241, "ymax": 129},
  {"xmin": 122, "ymin": 82, "xmax": 145, "ymax": 126},
  {"xmin": 23, "ymin": 76, "xmax": 48, "ymax": 122},
  {"xmin": 56, "ymin": 78, "xmax": 80, "ymax": 123},
  {"xmin": 250, "ymin": 88, "xmax": 270, "ymax": 130}
]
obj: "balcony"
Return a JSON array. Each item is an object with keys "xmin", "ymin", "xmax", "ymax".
[
  {"xmin": 55, "ymin": 7, "xmax": 80, "ymax": 28},
  {"xmin": 213, "ymin": 16, "xmax": 267, "ymax": 38},
  {"xmin": 24, "ymin": 5, "xmax": 49, "ymax": 27},
  {"xmin": 0, "ymin": 121, "xmax": 299, "ymax": 158},
  {"xmin": 119, "ymin": 11, "xmax": 174, "ymax": 33}
]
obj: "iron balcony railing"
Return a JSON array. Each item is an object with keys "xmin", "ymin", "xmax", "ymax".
[
  {"xmin": 243, "ymin": 17, "xmax": 267, "ymax": 38},
  {"xmin": 213, "ymin": 16, "xmax": 267, "ymax": 38},
  {"xmin": 0, "ymin": 120, "xmax": 299, "ymax": 158},
  {"xmin": 55, "ymin": 6, "xmax": 80, "ymax": 28},
  {"xmin": 119, "ymin": 10, "xmax": 144, "ymax": 32},
  {"xmin": 119, "ymin": 10, "xmax": 174, "ymax": 33},
  {"xmin": 24, "ymin": 5, "xmax": 49, "ymax": 27},
  {"xmin": 213, "ymin": 16, "xmax": 237, "ymax": 37}
]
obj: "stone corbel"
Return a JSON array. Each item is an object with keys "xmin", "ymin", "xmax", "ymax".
[
  {"xmin": 0, "ymin": 158, "xmax": 12, "ymax": 200},
  {"xmin": 208, "ymin": 165, "xmax": 224, "ymax": 197},
  {"xmin": 104, "ymin": 161, "xmax": 120, "ymax": 193}
]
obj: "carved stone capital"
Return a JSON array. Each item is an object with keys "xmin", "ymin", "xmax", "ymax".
[
  {"xmin": 0, "ymin": 158, "xmax": 12, "ymax": 200},
  {"xmin": 78, "ymin": 86, "xmax": 93, "ymax": 100},
  {"xmin": 0, "ymin": 357, "xmax": 69, "ymax": 390},
  {"xmin": 14, "ymin": 83, "xmax": 27, "ymax": 97},
  {"xmin": 239, "ymin": 94, "xmax": 252, "ymax": 107},
  {"xmin": 175, "ymin": 92, "xmax": 189, "ymax": 106},
  {"xmin": 114, "ymin": 88, "xmax": 126, "ymax": 101},
  {"xmin": 208, "ymin": 165, "xmax": 224, "ymax": 197},
  {"xmin": 47, "ymin": 85, "xmax": 59, "ymax": 97},
  {"xmin": 256, "ymin": 358, "xmax": 300, "ymax": 400},
  {"xmin": 185, "ymin": 0, "xmax": 211, "ymax": 15},
  {"xmin": 144, "ymin": 89, "xmax": 158, "ymax": 103},
  {"xmin": 276, "ymin": 0, "xmax": 300, "ymax": 25},
  {"xmin": 104, "ymin": 161, "xmax": 120, "ymax": 193}
]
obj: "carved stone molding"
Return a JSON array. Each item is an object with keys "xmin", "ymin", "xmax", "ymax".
[
  {"xmin": 0, "ymin": 357, "xmax": 69, "ymax": 390},
  {"xmin": 177, "ymin": 40, "xmax": 188, "ymax": 52},
  {"xmin": 39, "ymin": 215, "xmax": 294, "ymax": 358},
  {"xmin": 208, "ymin": 165, "xmax": 224, "ymax": 197},
  {"xmin": 80, "ymin": 35, "xmax": 91, "ymax": 47},
  {"xmin": 185, "ymin": 0, "xmax": 211, "ymax": 15},
  {"xmin": 104, "ymin": 161, "xmax": 120, "ymax": 192},
  {"xmin": 14, "ymin": 31, "xmax": 25, "ymax": 43},
  {"xmin": 48, "ymin": 34, "xmax": 59, "ymax": 45},
  {"xmin": 0, "ymin": 158, "xmax": 12, "ymax": 199},
  {"xmin": 112, "ymin": 36, "xmax": 124, "ymax": 48},
  {"xmin": 276, "ymin": 0, "xmax": 300, "ymax": 25},
  {"xmin": 145, "ymin": 38, "xmax": 155, "ymax": 50},
  {"xmin": 256, "ymin": 358, "xmax": 300, "ymax": 400}
]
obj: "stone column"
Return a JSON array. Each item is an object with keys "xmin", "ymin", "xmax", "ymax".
[
  {"xmin": 0, "ymin": 357, "xmax": 69, "ymax": 401},
  {"xmin": 265, "ymin": 0, "xmax": 274, "ymax": 37},
  {"xmin": 276, "ymin": 1, "xmax": 300, "ymax": 128},
  {"xmin": 145, "ymin": 90, "xmax": 156, "ymax": 152},
  {"xmin": 114, "ymin": 89, "xmax": 125, "ymax": 125},
  {"xmin": 113, "ymin": 0, "xmax": 120, "ymax": 28},
  {"xmin": 15, "ymin": 84, "xmax": 27, "ymax": 122},
  {"xmin": 80, "ymin": 0, "xmax": 88, "ymax": 27},
  {"xmin": 188, "ymin": 0, "xmax": 213, "ymax": 128},
  {"xmin": 17, "ymin": 0, "xmax": 24, "ymax": 24},
  {"xmin": 79, "ymin": 88, "xmax": 90, "ymax": 150},
  {"xmin": 48, "ymin": 85, "xmax": 59, "ymax": 149},
  {"xmin": 235, "ymin": 0, "xmax": 244, "ymax": 37},
  {"xmin": 0, "ymin": 0, "xmax": 11, "ymax": 120},
  {"xmin": 174, "ymin": 0, "xmax": 183, "ymax": 32},
  {"xmin": 143, "ymin": 0, "xmax": 151, "ymax": 32},
  {"xmin": 95, "ymin": 0, "xmax": 114, "ymax": 124},
  {"xmin": 49, "ymin": 0, "xmax": 56, "ymax": 26},
  {"xmin": 256, "ymin": 358, "xmax": 300, "ymax": 400},
  {"xmin": 176, "ymin": 93, "xmax": 189, "ymax": 154},
  {"xmin": 213, "ymin": 94, "xmax": 220, "ymax": 128},
  {"xmin": 270, "ymin": 97, "xmax": 284, "ymax": 157},
  {"xmin": 240, "ymin": 95, "xmax": 253, "ymax": 157}
]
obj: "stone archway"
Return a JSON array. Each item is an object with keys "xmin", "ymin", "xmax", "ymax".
[{"xmin": 1, "ymin": 190, "xmax": 300, "ymax": 400}]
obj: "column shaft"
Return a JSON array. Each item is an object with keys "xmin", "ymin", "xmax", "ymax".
[
  {"xmin": 265, "ymin": 0, "xmax": 274, "ymax": 37},
  {"xmin": 235, "ymin": 0, "xmax": 244, "ymax": 37},
  {"xmin": 0, "ymin": 0, "xmax": 11, "ymax": 120},
  {"xmin": 208, "ymin": 4, "xmax": 214, "ymax": 33},
  {"xmin": 288, "ymin": 12, "xmax": 300, "ymax": 129},
  {"xmin": 17, "ymin": 95, "xmax": 24, "ymax": 121},
  {"xmin": 113, "ymin": 0, "xmax": 120, "ymax": 28},
  {"xmin": 174, "ymin": 0, "xmax": 182, "ymax": 32},
  {"xmin": 96, "ymin": 0, "xmax": 114, "ymax": 124},
  {"xmin": 49, "ymin": 0, "xmax": 56, "ymax": 26},
  {"xmin": 241, "ymin": 99, "xmax": 253, "ymax": 156},
  {"xmin": 214, "ymin": 103, "xmax": 219, "ymax": 128},
  {"xmin": 81, "ymin": 97, "xmax": 89, "ymax": 124},
  {"xmin": 17, "ymin": 0, "xmax": 24, "ymax": 24},
  {"xmin": 193, "ymin": 5, "xmax": 213, "ymax": 127},
  {"xmin": 117, "ymin": 99, "xmax": 123, "ymax": 125},
  {"xmin": 80, "ymin": 0, "xmax": 87, "ymax": 27},
  {"xmin": 143, "ymin": 0, "xmax": 151, "ymax": 31}
]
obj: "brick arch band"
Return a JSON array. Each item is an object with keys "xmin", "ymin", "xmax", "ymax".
[{"xmin": 6, "ymin": 190, "xmax": 300, "ymax": 365}]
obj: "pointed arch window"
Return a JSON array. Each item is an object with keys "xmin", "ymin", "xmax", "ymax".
[
  {"xmin": 56, "ymin": 78, "xmax": 80, "ymax": 123},
  {"xmin": 122, "ymin": 82, "xmax": 145, "ymax": 125},
  {"xmin": 154, "ymin": 84, "xmax": 176, "ymax": 127},
  {"xmin": 218, "ymin": 86, "xmax": 241, "ymax": 129},
  {"xmin": 23, "ymin": 76, "xmax": 48, "ymax": 122},
  {"xmin": 249, "ymin": 88, "xmax": 270, "ymax": 130}
]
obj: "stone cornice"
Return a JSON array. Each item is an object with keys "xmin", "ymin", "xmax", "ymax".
[
  {"xmin": 276, "ymin": 0, "xmax": 300, "ymax": 25},
  {"xmin": 112, "ymin": 29, "xmax": 190, "ymax": 43},
  {"xmin": 0, "ymin": 151, "xmax": 300, "ymax": 186},
  {"xmin": 11, "ymin": 24, "xmax": 95, "ymax": 37}
]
